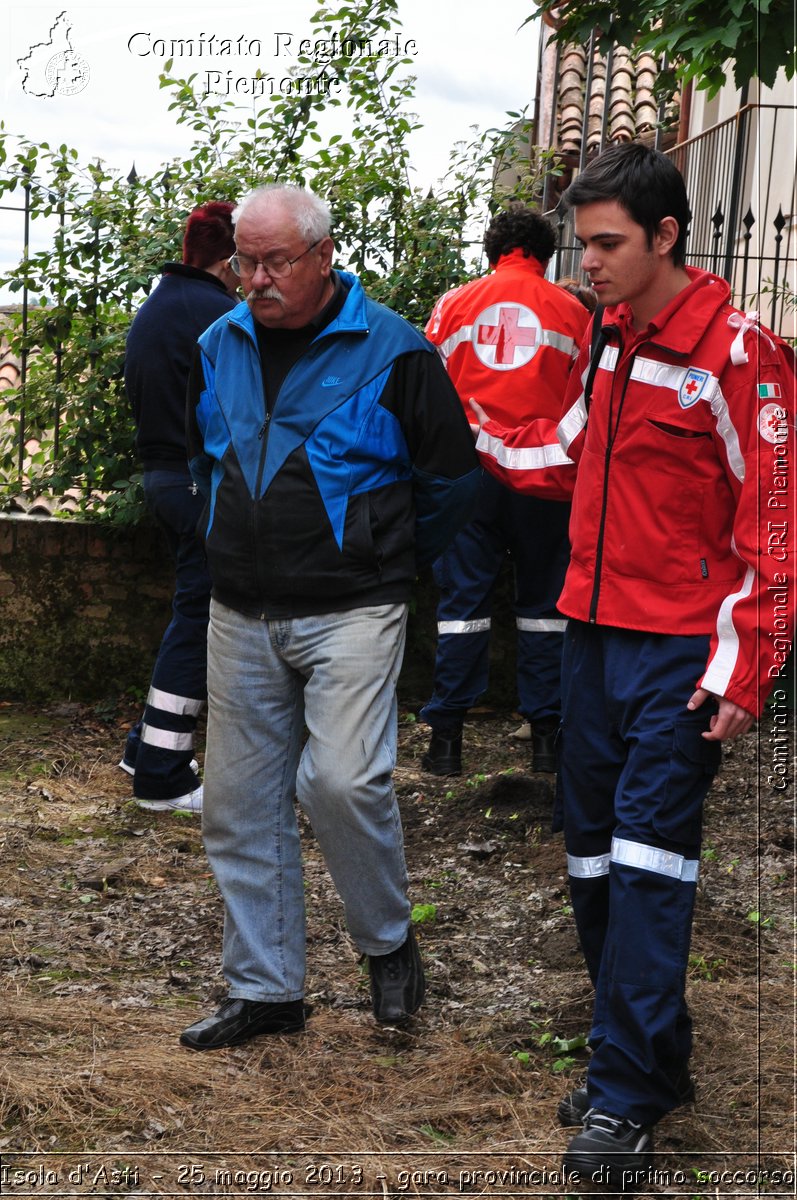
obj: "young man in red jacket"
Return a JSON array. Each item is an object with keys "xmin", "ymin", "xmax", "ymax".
[
  {"xmin": 473, "ymin": 143, "xmax": 795, "ymax": 1186},
  {"xmin": 420, "ymin": 205, "xmax": 589, "ymax": 777}
]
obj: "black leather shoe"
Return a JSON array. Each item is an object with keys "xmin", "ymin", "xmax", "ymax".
[
  {"xmin": 369, "ymin": 926, "xmax": 426, "ymax": 1025},
  {"xmin": 558, "ymin": 1067, "xmax": 695, "ymax": 1126},
  {"xmin": 421, "ymin": 732, "xmax": 462, "ymax": 776},
  {"xmin": 180, "ymin": 997, "xmax": 305, "ymax": 1050},
  {"xmin": 563, "ymin": 1110, "xmax": 653, "ymax": 1190},
  {"xmin": 531, "ymin": 722, "xmax": 558, "ymax": 773}
]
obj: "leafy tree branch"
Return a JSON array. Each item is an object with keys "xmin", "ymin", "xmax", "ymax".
[
  {"xmin": 534, "ymin": 0, "xmax": 795, "ymax": 98},
  {"xmin": 0, "ymin": 0, "xmax": 554, "ymax": 522}
]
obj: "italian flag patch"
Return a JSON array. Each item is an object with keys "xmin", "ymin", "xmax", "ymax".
[{"xmin": 759, "ymin": 383, "xmax": 782, "ymax": 399}]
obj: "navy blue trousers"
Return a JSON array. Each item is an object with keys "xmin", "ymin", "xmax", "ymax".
[
  {"xmin": 559, "ymin": 621, "xmax": 722, "ymax": 1126},
  {"xmin": 421, "ymin": 471, "xmax": 570, "ymax": 735},
  {"xmin": 123, "ymin": 469, "xmax": 211, "ymax": 800}
]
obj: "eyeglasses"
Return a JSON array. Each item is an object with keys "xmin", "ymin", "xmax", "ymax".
[{"xmin": 228, "ymin": 239, "xmax": 321, "ymax": 278}]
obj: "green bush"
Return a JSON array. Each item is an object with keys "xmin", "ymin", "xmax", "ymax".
[{"xmin": 0, "ymin": 0, "xmax": 559, "ymax": 523}]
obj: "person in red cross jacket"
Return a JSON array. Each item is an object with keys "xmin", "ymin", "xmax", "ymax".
[
  {"xmin": 419, "ymin": 204, "xmax": 589, "ymax": 777},
  {"xmin": 472, "ymin": 142, "xmax": 796, "ymax": 1188}
]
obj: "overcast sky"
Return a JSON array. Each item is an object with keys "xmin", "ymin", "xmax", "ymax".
[{"xmin": 0, "ymin": 1, "xmax": 540, "ymax": 293}]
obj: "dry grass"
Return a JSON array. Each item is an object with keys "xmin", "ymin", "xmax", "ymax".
[{"xmin": 0, "ymin": 703, "xmax": 794, "ymax": 1196}]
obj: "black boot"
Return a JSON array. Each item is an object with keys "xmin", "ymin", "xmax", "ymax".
[
  {"xmin": 531, "ymin": 720, "xmax": 558, "ymax": 773},
  {"xmin": 421, "ymin": 731, "xmax": 462, "ymax": 776}
]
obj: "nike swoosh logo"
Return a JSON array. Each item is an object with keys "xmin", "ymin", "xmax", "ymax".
[{"xmin": 321, "ymin": 376, "xmax": 343, "ymax": 387}]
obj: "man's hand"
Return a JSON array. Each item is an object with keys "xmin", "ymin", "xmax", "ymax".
[
  {"xmin": 687, "ymin": 688, "xmax": 754, "ymax": 741},
  {"xmin": 469, "ymin": 398, "xmax": 488, "ymax": 431}
]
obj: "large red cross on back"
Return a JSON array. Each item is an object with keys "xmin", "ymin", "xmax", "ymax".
[{"xmin": 477, "ymin": 306, "xmax": 537, "ymax": 365}]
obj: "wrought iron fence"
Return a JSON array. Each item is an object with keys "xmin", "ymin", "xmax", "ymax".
[
  {"xmin": 0, "ymin": 163, "xmax": 197, "ymax": 512},
  {"xmin": 0, "ymin": 103, "xmax": 794, "ymax": 511},
  {"xmin": 549, "ymin": 104, "xmax": 796, "ymax": 335}
]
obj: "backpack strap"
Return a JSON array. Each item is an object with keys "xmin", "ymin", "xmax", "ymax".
[{"xmin": 583, "ymin": 304, "xmax": 607, "ymax": 413}]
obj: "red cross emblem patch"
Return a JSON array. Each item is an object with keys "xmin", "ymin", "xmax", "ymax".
[
  {"xmin": 678, "ymin": 367, "xmax": 711, "ymax": 408},
  {"xmin": 472, "ymin": 302, "xmax": 542, "ymax": 371},
  {"xmin": 758, "ymin": 402, "xmax": 788, "ymax": 444}
]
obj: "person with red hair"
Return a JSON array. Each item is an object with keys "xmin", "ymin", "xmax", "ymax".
[{"xmin": 120, "ymin": 200, "xmax": 239, "ymax": 812}]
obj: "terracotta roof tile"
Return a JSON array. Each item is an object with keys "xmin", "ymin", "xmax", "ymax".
[
  {"xmin": 542, "ymin": 36, "xmax": 679, "ymax": 159},
  {"xmin": 0, "ymin": 308, "xmax": 100, "ymax": 519},
  {"xmin": 0, "ymin": 317, "xmax": 21, "ymax": 391},
  {"xmin": 5, "ymin": 489, "xmax": 88, "ymax": 518}
]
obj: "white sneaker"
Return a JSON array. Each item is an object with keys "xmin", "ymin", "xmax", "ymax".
[
  {"xmin": 508, "ymin": 722, "xmax": 532, "ymax": 741},
  {"xmin": 119, "ymin": 757, "xmax": 199, "ymax": 776},
  {"xmin": 136, "ymin": 785, "xmax": 203, "ymax": 813}
]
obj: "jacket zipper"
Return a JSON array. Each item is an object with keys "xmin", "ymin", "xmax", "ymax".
[
  {"xmin": 235, "ymin": 314, "xmax": 349, "ymax": 617},
  {"xmin": 588, "ymin": 344, "xmax": 634, "ymax": 623},
  {"xmin": 255, "ymin": 412, "xmax": 270, "ymax": 495},
  {"xmin": 251, "ymin": 339, "xmax": 325, "ymax": 609},
  {"xmin": 250, "ymin": 398, "xmax": 273, "ymax": 609}
]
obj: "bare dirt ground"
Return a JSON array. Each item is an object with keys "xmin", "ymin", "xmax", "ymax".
[{"xmin": 0, "ymin": 698, "xmax": 794, "ymax": 1198}]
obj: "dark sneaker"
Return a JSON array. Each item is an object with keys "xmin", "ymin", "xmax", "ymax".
[
  {"xmin": 421, "ymin": 732, "xmax": 462, "ymax": 776},
  {"xmin": 558, "ymin": 1085, "xmax": 591, "ymax": 1127},
  {"xmin": 563, "ymin": 1109, "xmax": 653, "ymax": 1190},
  {"xmin": 369, "ymin": 926, "xmax": 426, "ymax": 1025},
  {"xmin": 180, "ymin": 997, "xmax": 305, "ymax": 1050},
  {"xmin": 558, "ymin": 1067, "xmax": 695, "ymax": 1126}
]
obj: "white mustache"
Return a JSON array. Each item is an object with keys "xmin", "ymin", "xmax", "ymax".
[{"xmin": 247, "ymin": 285, "xmax": 284, "ymax": 303}]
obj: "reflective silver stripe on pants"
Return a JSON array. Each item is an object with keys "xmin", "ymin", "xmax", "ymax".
[
  {"xmin": 567, "ymin": 851, "xmax": 611, "ymax": 878},
  {"xmin": 147, "ymin": 686, "xmax": 204, "ymax": 716},
  {"xmin": 611, "ymin": 836, "xmax": 699, "ymax": 882},
  {"xmin": 516, "ymin": 617, "xmax": 568, "ymax": 632},
  {"xmin": 141, "ymin": 723, "xmax": 194, "ymax": 752},
  {"xmin": 438, "ymin": 619, "xmax": 492, "ymax": 634}
]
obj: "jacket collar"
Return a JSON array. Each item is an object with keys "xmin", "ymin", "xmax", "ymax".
[
  {"xmin": 609, "ymin": 267, "xmax": 731, "ymax": 355},
  {"xmin": 226, "ymin": 270, "xmax": 369, "ymax": 342},
  {"xmin": 493, "ymin": 248, "xmax": 546, "ymax": 276},
  {"xmin": 162, "ymin": 262, "xmax": 231, "ymax": 293}
]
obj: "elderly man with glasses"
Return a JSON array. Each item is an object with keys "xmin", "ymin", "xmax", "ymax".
[{"xmin": 181, "ymin": 184, "xmax": 480, "ymax": 1050}]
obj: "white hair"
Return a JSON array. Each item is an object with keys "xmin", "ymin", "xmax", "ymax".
[{"xmin": 232, "ymin": 184, "xmax": 331, "ymax": 243}]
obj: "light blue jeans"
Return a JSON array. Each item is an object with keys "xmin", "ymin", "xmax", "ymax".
[{"xmin": 203, "ymin": 598, "xmax": 412, "ymax": 1001}]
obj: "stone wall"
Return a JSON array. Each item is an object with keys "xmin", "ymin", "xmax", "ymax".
[
  {"xmin": 0, "ymin": 515, "xmax": 174, "ymax": 704},
  {"xmin": 0, "ymin": 516, "xmax": 519, "ymax": 708}
]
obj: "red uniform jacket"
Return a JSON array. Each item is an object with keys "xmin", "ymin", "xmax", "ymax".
[
  {"xmin": 425, "ymin": 249, "xmax": 590, "ymax": 428},
  {"xmin": 476, "ymin": 268, "xmax": 796, "ymax": 717}
]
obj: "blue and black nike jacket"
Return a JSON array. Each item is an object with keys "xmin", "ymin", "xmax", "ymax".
[{"xmin": 186, "ymin": 271, "xmax": 481, "ymax": 618}]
